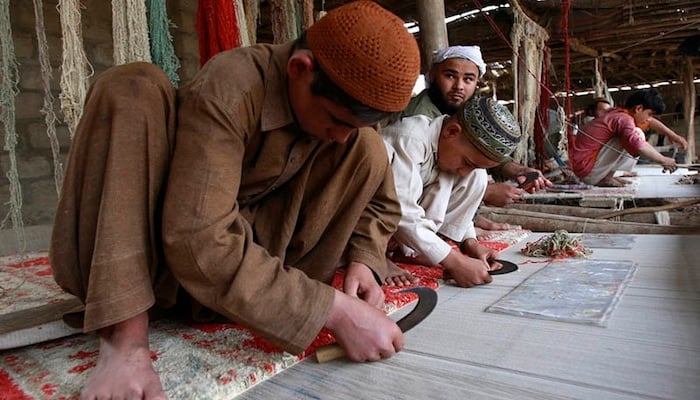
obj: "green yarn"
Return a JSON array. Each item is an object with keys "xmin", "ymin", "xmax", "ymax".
[{"xmin": 147, "ymin": 0, "xmax": 180, "ymax": 87}]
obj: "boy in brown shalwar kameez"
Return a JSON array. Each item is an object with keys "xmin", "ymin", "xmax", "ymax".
[{"xmin": 49, "ymin": 2, "xmax": 420, "ymax": 399}]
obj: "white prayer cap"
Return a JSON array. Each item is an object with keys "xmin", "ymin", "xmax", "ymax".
[{"xmin": 431, "ymin": 46, "xmax": 486, "ymax": 77}]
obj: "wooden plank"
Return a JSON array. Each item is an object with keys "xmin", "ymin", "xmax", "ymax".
[
  {"xmin": 479, "ymin": 206, "xmax": 699, "ymax": 234},
  {"xmin": 0, "ymin": 296, "xmax": 84, "ymax": 334}
]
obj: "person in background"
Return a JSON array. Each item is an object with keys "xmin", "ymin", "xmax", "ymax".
[
  {"xmin": 572, "ymin": 88, "xmax": 678, "ymax": 187},
  {"xmin": 403, "ymin": 45, "xmax": 551, "ymax": 208},
  {"xmin": 383, "ymin": 96, "xmax": 522, "ymax": 288},
  {"xmin": 585, "ymin": 96, "xmax": 688, "ymax": 152},
  {"xmin": 50, "ymin": 2, "xmax": 420, "ymax": 399}
]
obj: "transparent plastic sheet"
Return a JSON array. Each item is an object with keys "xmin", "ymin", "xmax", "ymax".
[
  {"xmin": 580, "ymin": 233, "xmax": 636, "ymax": 249},
  {"xmin": 486, "ymin": 259, "xmax": 637, "ymax": 326}
]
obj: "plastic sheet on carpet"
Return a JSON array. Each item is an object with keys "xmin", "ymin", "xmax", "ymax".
[{"xmin": 486, "ymin": 259, "xmax": 637, "ymax": 326}]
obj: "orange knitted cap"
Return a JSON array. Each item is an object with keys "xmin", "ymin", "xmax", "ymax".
[{"xmin": 306, "ymin": 1, "xmax": 420, "ymax": 112}]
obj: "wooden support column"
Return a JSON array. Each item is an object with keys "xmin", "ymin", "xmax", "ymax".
[
  {"xmin": 416, "ymin": 0, "xmax": 448, "ymax": 74},
  {"xmin": 683, "ymin": 56, "xmax": 696, "ymax": 163}
]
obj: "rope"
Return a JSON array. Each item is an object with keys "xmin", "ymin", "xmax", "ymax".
[
  {"xmin": 112, "ymin": 0, "xmax": 151, "ymax": 65},
  {"xmin": 561, "ymin": 0, "xmax": 574, "ymax": 161},
  {"xmin": 0, "ymin": 0, "xmax": 25, "ymax": 251},
  {"xmin": 33, "ymin": 0, "xmax": 63, "ymax": 194},
  {"xmin": 147, "ymin": 0, "xmax": 180, "ymax": 86},
  {"xmin": 58, "ymin": 0, "xmax": 93, "ymax": 139}
]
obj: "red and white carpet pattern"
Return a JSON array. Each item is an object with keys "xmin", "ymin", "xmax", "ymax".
[{"xmin": 0, "ymin": 229, "xmax": 528, "ymax": 399}]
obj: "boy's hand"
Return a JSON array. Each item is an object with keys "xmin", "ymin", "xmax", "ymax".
[
  {"xmin": 441, "ymin": 249, "xmax": 492, "ymax": 287},
  {"xmin": 325, "ymin": 290, "xmax": 404, "ymax": 362},
  {"xmin": 344, "ymin": 261, "xmax": 385, "ymax": 308},
  {"xmin": 460, "ymin": 238, "xmax": 500, "ymax": 262},
  {"xmin": 483, "ymin": 183, "xmax": 524, "ymax": 207}
]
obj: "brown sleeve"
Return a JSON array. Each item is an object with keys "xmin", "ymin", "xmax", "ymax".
[{"xmin": 162, "ymin": 67, "xmax": 333, "ymax": 355}]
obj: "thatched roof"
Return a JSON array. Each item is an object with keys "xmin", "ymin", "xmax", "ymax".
[{"xmin": 259, "ymin": 1, "xmax": 700, "ymax": 101}]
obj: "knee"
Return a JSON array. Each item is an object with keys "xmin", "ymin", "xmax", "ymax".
[
  {"xmin": 352, "ymin": 129, "xmax": 391, "ymax": 183},
  {"xmin": 91, "ymin": 63, "xmax": 176, "ymax": 102}
]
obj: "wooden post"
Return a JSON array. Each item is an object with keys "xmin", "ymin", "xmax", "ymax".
[
  {"xmin": 683, "ymin": 56, "xmax": 696, "ymax": 163},
  {"xmin": 416, "ymin": 0, "xmax": 448, "ymax": 75}
]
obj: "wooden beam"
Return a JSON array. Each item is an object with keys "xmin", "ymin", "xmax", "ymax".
[
  {"xmin": 569, "ymin": 38, "xmax": 623, "ymax": 61},
  {"xmin": 683, "ymin": 56, "xmax": 697, "ymax": 163},
  {"xmin": 416, "ymin": 0, "xmax": 448, "ymax": 74},
  {"xmin": 479, "ymin": 206, "xmax": 700, "ymax": 234}
]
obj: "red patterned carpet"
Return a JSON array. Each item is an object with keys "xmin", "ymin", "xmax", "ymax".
[{"xmin": 0, "ymin": 230, "xmax": 528, "ymax": 399}]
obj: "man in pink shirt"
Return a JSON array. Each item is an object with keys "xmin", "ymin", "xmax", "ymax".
[{"xmin": 571, "ymin": 89, "xmax": 678, "ymax": 186}]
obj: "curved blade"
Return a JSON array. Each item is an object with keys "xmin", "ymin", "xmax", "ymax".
[{"xmin": 395, "ymin": 286, "xmax": 438, "ymax": 333}]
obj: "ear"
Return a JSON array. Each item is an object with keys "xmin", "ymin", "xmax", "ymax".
[
  {"xmin": 427, "ymin": 68, "xmax": 436, "ymax": 85},
  {"xmin": 287, "ymin": 50, "xmax": 315, "ymax": 80},
  {"xmin": 441, "ymin": 118, "xmax": 462, "ymax": 140}
]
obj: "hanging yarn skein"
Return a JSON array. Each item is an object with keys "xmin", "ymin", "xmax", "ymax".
[
  {"xmin": 196, "ymin": 0, "xmax": 241, "ymax": 66},
  {"xmin": 57, "ymin": 0, "xmax": 93, "ymax": 139},
  {"xmin": 33, "ymin": 0, "xmax": 63, "ymax": 194},
  {"xmin": 0, "ymin": 0, "xmax": 25, "ymax": 249},
  {"xmin": 147, "ymin": 0, "xmax": 180, "ymax": 87},
  {"xmin": 113, "ymin": 0, "xmax": 151, "ymax": 65}
]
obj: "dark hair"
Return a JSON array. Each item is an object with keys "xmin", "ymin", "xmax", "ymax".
[
  {"xmin": 294, "ymin": 32, "xmax": 400, "ymax": 125},
  {"xmin": 585, "ymin": 97, "xmax": 610, "ymax": 117},
  {"xmin": 624, "ymin": 88, "xmax": 665, "ymax": 115}
]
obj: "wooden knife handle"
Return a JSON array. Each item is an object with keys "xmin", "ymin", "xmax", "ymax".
[{"xmin": 315, "ymin": 343, "xmax": 346, "ymax": 363}]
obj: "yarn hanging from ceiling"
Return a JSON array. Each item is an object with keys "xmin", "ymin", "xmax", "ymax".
[
  {"xmin": 233, "ymin": 0, "xmax": 251, "ymax": 47},
  {"xmin": 561, "ymin": 0, "xmax": 574, "ymax": 161},
  {"xmin": 57, "ymin": 0, "xmax": 92, "ymax": 139},
  {"xmin": 32, "ymin": 0, "xmax": 63, "ymax": 194},
  {"xmin": 270, "ymin": 0, "xmax": 299, "ymax": 44},
  {"xmin": 112, "ymin": 0, "xmax": 151, "ymax": 65},
  {"xmin": 0, "ymin": 0, "xmax": 25, "ymax": 249},
  {"xmin": 147, "ymin": 0, "xmax": 181, "ymax": 87},
  {"xmin": 196, "ymin": 0, "xmax": 241, "ymax": 66},
  {"xmin": 241, "ymin": 0, "xmax": 259, "ymax": 46}
]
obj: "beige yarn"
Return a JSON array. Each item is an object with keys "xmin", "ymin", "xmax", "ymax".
[
  {"xmin": 234, "ymin": 0, "xmax": 251, "ymax": 47},
  {"xmin": 242, "ymin": 0, "xmax": 259, "ymax": 46},
  {"xmin": 33, "ymin": 0, "xmax": 63, "ymax": 194},
  {"xmin": 58, "ymin": 0, "xmax": 93, "ymax": 139},
  {"xmin": 112, "ymin": 0, "xmax": 151, "ymax": 65}
]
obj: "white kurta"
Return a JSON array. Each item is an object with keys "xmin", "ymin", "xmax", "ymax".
[{"xmin": 383, "ymin": 115, "xmax": 487, "ymax": 265}]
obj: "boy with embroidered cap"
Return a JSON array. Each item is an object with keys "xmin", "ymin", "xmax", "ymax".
[
  {"xmin": 50, "ymin": 2, "xmax": 420, "ymax": 398},
  {"xmin": 383, "ymin": 96, "xmax": 521, "ymax": 288},
  {"xmin": 403, "ymin": 46, "xmax": 549, "ymax": 216}
]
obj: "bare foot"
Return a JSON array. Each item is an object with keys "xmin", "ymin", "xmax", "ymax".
[
  {"xmin": 620, "ymin": 171, "xmax": 638, "ymax": 177},
  {"xmin": 475, "ymin": 216, "xmax": 508, "ymax": 230},
  {"xmin": 384, "ymin": 258, "xmax": 419, "ymax": 286},
  {"xmin": 598, "ymin": 177, "xmax": 627, "ymax": 187},
  {"xmin": 81, "ymin": 312, "xmax": 167, "ymax": 400}
]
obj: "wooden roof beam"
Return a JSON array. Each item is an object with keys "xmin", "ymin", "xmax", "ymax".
[{"xmin": 569, "ymin": 38, "xmax": 623, "ymax": 61}]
